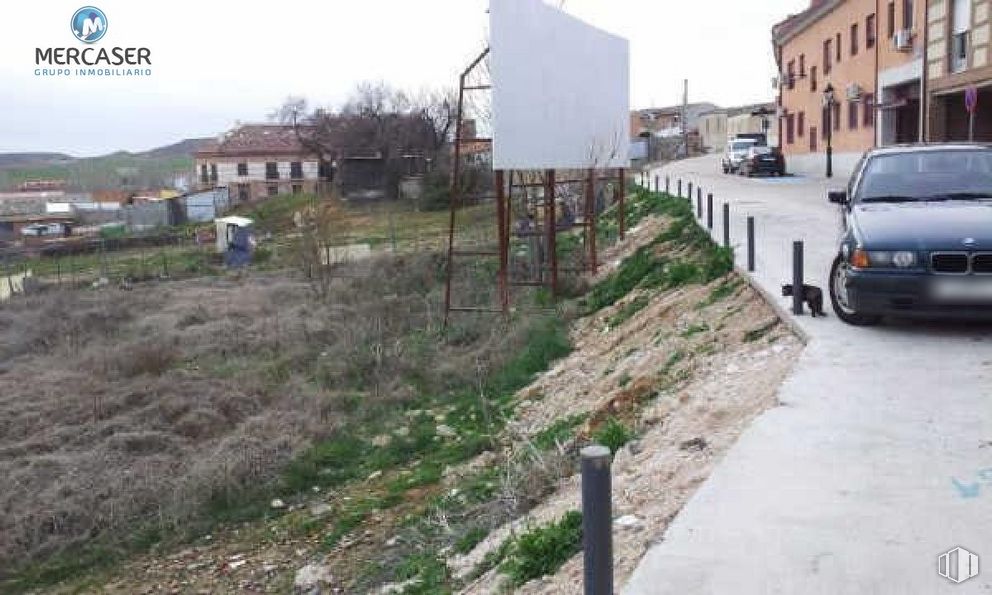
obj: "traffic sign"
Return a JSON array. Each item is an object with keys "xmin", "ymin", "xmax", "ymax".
[{"xmin": 965, "ymin": 86, "xmax": 978, "ymax": 113}]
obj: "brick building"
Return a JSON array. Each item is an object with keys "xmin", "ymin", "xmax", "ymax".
[
  {"xmin": 774, "ymin": 0, "xmax": 992, "ymax": 178},
  {"xmin": 194, "ymin": 124, "xmax": 330, "ymax": 203}
]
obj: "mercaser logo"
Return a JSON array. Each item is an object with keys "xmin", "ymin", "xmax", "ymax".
[
  {"xmin": 34, "ymin": 6, "xmax": 151, "ymax": 77},
  {"xmin": 71, "ymin": 6, "xmax": 107, "ymax": 44},
  {"xmin": 938, "ymin": 547, "xmax": 980, "ymax": 584}
]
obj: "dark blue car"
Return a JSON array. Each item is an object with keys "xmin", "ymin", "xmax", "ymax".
[{"xmin": 828, "ymin": 144, "xmax": 992, "ymax": 325}]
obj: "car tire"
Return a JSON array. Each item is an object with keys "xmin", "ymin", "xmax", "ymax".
[{"xmin": 829, "ymin": 255, "xmax": 882, "ymax": 326}]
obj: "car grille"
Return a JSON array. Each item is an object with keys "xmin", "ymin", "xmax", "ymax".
[
  {"xmin": 931, "ymin": 252, "xmax": 969, "ymax": 274},
  {"xmin": 930, "ymin": 252, "xmax": 992, "ymax": 274},
  {"xmin": 973, "ymin": 254, "xmax": 992, "ymax": 274}
]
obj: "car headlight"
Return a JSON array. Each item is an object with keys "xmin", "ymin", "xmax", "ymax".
[{"xmin": 852, "ymin": 249, "xmax": 916, "ymax": 268}]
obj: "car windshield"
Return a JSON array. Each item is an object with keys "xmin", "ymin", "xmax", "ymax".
[
  {"xmin": 858, "ymin": 150, "xmax": 992, "ymax": 202},
  {"xmin": 748, "ymin": 147, "xmax": 772, "ymax": 156},
  {"xmin": 731, "ymin": 141, "xmax": 756, "ymax": 152}
]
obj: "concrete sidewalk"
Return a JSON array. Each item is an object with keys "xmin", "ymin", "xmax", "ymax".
[{"xmin": 625, "ymin": 155, "xmax": 992, "ymax": 594}]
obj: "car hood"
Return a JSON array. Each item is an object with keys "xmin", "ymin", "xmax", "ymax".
[{"xmin": 853, "ymin": 201, "xmax": 992, "ymax": 250}]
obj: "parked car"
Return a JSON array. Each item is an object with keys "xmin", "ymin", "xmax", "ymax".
[
  {"xmin": 20, "ymin": 223, "xmax": 67, "ymax": 238},
  {"xmin": 738, "ymin": 146, "xmax": 786, "ymax": 177},
  {"xmin": 828, "ymin": 144, "xmax": 992, "ymax": 325},
  {"xmin": 721, "ymin": 138, "xmax": 757, "ymax": 174}
]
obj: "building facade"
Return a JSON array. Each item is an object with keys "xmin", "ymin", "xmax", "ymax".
[
  {"xmin": 775, "ymin": 0, "xmax": 992, "ymax": 178},
  {"xmin": 194, "ymin": 125, "xmax": 329, "ymax": 203}
]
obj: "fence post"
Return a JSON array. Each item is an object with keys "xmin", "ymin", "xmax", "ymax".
[
  {"xmin": 723, "ymin": 203, "xmax": 730, "ymax": 248},
  {"xmin": 707, "ymin": 193, "xmax": 714, "ymax": 230},
  {"xmin": 747, "ymin": 216, "xmax": 755, "ymax": 272},
  {"xmin": 581, "ymin": 445, "xmax": 613, "ymax": 595},
  {"xmin": 792, "ymin": 241, "xmax": 804, "ymax": 315}
]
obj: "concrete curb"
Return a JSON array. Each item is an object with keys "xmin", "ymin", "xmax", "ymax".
[{"xmin": 734, "ymin": 264, "xmax": 811, "ymax": 346}]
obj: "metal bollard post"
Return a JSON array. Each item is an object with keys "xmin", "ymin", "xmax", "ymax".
[
  {"xmin": 677, "ymin": 179, "xmax": 682, "ymax": 198},
  {"xmin": 792, "ymin": 241, "xmax": 804, "ymax": 315},
  {"xmin": 723, "ymin": 203, "xmax": 730, "ymax": 248},
  {"xmin": 581, "ymin": 445, "xmax": 613, "ymax": 595},
  {"xmin": 707, "ymin": 193, "xmax": 714, "ymax": 230},
  {"xmin": 747, "ymin": 216, "xmax": 755, "ymax": 272},
  {"xmin": 697, "ymin": 187, "xmax": 702, "ymax": 205},
  {"xmin": 688, "ymin": 182, "xmax": 693, "ymax": 202},
  {"xmin": 665, "ymin": 176, "xmax": 670, "ymax": 194},
  {"xmin": 654, "ymin": 175, "xmax": 659, "ymax": 193},
  {"xmin": 696, "ymin": 193, "xmax": 703, "ymax": 218}
]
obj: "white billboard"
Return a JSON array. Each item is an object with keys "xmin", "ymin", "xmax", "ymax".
[{"xmin": 490, "ymin": 0, "xmax": 630, "ymax": 171}]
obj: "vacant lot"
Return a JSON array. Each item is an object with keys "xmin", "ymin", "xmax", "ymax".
[{"xmin": 0, "ymin": 249, "xmax": 543, "ymax": 589}]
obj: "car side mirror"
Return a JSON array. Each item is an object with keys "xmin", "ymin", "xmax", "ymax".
[{"xmin": 828, "ymin": 190, "xmax": 848, "ymax": 204}]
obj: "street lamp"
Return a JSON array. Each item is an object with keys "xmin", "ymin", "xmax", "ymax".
[{"xmin": 823, "ymin": 83, "xmax": 836, "ymax": 179}]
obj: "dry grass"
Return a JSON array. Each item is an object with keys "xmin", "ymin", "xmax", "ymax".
[{"xmin": 0, "ymin": 251, "xmax": 511, "ymax": 581}]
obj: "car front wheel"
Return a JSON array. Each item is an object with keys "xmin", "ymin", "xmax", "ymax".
[{"xmin": 829, "ymin": 255, "xmax": 881, "ymax": 326}]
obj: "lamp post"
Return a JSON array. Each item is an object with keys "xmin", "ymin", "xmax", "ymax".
[{"xmin": 823, "ymin": 83, "xmax": 835, "ymax": 179}]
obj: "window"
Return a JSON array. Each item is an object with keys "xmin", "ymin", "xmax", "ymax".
[
  {"xmin": 888, "ymin": 1, "xmax": 896, "ymax": 38},
  {"xmin": 866, "ymin": 14, "xmax": 877, "ymax": 48},
  {"xmin": 851, "ymin": 24, "xmax": 859, "ymax": 56},
  {"xmin": 863, "ymin": 94, "xmax": 875, "ymax": 127},
  {"xmin": 848, "ymin": 102, "xmax": 859, "ymax": 130},
  {"xmin": 952, "ymin": 0, "xmax": 971, "ymax": 72},
  {"xmin": 290, "ymin": 161, "xmax": 303, "ymax": 179},
  {"xmin": 265, "ymin": 162, "xmax": 279, "ymax": 180},
  {"xmin": 811, "ymin": 66, "xmax": 818, "ymax": 92},
  {"xmin": 798, "ymin": 111, "xmax": 806, "ymax": 137},
  {"xmin": 200, "ymin": 164, "xmax": 208, "ymax": 184},
  {"xmin": 903, "ymin": 0, "xmax": 914, "ymax": 30},
  {"xmin": 788, "ymin": 60, "xmax": 796, "ymax": 90},
  {"xmin": 799, "ymin": 54, "xmax": 806, "ymax": 77},
  {"xmin": 237, "ymin": 162, "xmax": 248, "ymax": 176},
  {"xmin": 824, "ymin": 39, "xmax": 833, "ymax": 74},
  {"xmin": 267, "ymin": 184, "xmax": 278, "ymax": 197},
  {"xmin": 210, "ymin": 164, "xmax": 218, "ymax": 184},
  {"xmin": 292, "ymin": 184, "xmax": 302, "ymax": 195},
  {"xmin": 836, "ymin": 33, "xmax": 842, "ymax": 62},
  {"xmin": 810, "ymin": 127, "xmax": 818, "ymax": 151},
  {"xmin": 238, "ymin": 184, "xmax": 249, "ymax": 202},
  {"xmin": 833, "ymin": 103, "xmax": 841, "ymax": 131},
  {"xmin": 786, "ymin": 113, "xmax": 795, "ymax": 144}
]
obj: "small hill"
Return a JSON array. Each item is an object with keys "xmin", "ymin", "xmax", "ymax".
[
  {"xmin": 0, "ymin": 153, "xmax": 74, "ymax": 169},
  {"xmin": 138, "ymin": 138, "xmax": 211, "ymax": 159}
]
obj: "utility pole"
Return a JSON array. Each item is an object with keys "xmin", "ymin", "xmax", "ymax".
[{"xmin": 681, "ymin": 79, "xmax": 689, "ymax": 158}]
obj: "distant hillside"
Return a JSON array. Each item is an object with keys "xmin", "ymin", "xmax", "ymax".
[
  {"xmin": 0, "ymin": 138, "xmax": 209, "ymax": 191},
  {"xmin": 0, "ymin": 153, "xmax": 74, "ymax": 169},
  {"xmin": 138, "ymin": 138, "xmax": 211, "ymax": 159}
]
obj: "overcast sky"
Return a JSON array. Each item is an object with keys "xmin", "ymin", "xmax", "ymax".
[{"xmin": 0, "ymin": 0, "xmax": 807, "ymax": 157}]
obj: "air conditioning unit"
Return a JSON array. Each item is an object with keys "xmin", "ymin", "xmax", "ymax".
[
  {"xmin": 895, "ymin": 29, "xmax": 913, "ymax": 51},
  {"xmin": 846, "ymin": 83, "xmax": 863, "ymax": 102}
]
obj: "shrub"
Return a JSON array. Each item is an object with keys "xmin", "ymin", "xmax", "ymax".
[
  {"xmin": 501, "ymin": 511, "xmax": 583, "ymax": 586},
  {"xmin": 593, "ymin": 417, "xmax": 633, "ymax": 454}
]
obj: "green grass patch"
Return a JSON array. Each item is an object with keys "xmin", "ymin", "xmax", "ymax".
[
  {"xmin": 593, "ymin": 417, "xmax": 634, "ymax": 454},
  {"xmin": 607, "ymin": 293, "xmax": 651, "ymax": 327},
  {"xmin": 745, "ymin": 320, "xmax": 781, "ymax": 343},
  {"xmin": 680, "ymin": 323, "xmax": 710, "ymax": 338},
  {"xmin": 500, "ymin": 511, "xmax": 583, "ymax": 587},
  {"xmin": 532, "ymin": 413, "xmax": 589, "ymax": 451}
]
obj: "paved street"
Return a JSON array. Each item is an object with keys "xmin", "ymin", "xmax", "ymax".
[{"xmin": 625, "ymin": 155, "xmax": 992, "ymax": 594}]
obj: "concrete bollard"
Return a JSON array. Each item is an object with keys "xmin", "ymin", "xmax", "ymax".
[
  {"xmin": 707, "ymin": 193, "xmax": 714, "ymax": 230},
  {"xmin": 723, "ymin": 203, "xmax": 730, "ymax": 248},
  {"xmin": 792, "ymin": 241, "xmax": 804, "ymax": 315},
  {"xmin": 747, "ymin": 216, "xmax": 755, "ymax": 272},
  {"xmin": 581, "ymin": 445, "xmax": 613, "ymax": 595}
]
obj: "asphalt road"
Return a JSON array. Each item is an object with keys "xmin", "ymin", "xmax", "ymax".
[{"xmin": 625, "ymin": 155, "xmax": 992, "ymax": 594}]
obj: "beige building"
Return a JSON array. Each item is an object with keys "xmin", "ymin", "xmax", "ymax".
[
  {"xmin": 774, "ymin": 0, "xmax": 991, "ymax": 178},
  {"xmin": 194, "ymin": 125, "xmax": 330, "ymax": 203},
  {"xmin": 699, "ymin": 104, "xmax": 780, "ymax": 152}
]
